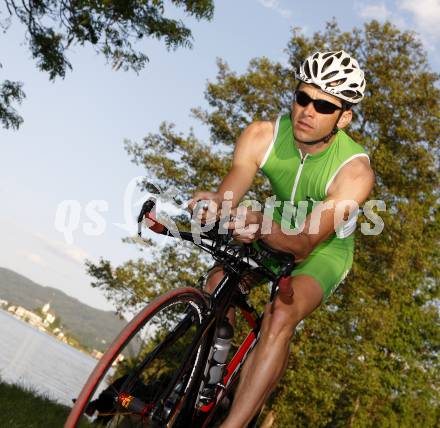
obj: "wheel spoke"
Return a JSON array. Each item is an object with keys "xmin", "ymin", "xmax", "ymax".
[{"xmin": 66, "ymin": 289, "xmax": 209, "ymax": 428}]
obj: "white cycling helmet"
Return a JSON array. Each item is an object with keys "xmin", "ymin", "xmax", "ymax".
[{"xmin": 295, "ymin": 50, "xmax": 366, "ymax": 104}]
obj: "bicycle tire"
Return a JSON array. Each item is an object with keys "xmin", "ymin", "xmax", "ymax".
[{"xmin": 65, "ymin": 287, "xmax": 210, "ymax": 428}]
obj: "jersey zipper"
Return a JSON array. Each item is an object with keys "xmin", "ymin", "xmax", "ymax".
[{"xmin": 290, "ymin": 151, "xmax": 309, "ymax": 202}]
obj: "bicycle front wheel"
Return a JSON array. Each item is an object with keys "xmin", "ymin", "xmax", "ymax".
[{"xmin": 65, "ymin": 287, "xmax": 210, "ymax": 428}]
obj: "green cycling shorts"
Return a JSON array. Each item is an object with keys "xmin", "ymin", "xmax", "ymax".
[{"xmin": 254, "ymin": 235, "xmax": 354, "ymax": 302}]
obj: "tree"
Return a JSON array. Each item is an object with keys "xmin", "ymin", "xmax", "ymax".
[
  {"xmin": 88, "ymin": 20, "xmax": 439, "ymax": 426},
  {"xmin": 0, "ymin": 0, "xmax": 214, "ymax": 129}
]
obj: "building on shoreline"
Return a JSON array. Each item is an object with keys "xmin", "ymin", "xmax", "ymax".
[{"xmin": 6, "ymin": 303, "xmax": 66, "ymax": 340}]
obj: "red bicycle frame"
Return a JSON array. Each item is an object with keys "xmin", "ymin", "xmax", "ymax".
[{"xmin": 198, "ymin": 306, "xmax": 260, "ymax": 426}]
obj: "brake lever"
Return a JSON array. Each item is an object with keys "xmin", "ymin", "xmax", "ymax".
[
  {"xmin": 137, "ymin": 198, "xmax": 169, "ymax": 237},
  {"xmin": 137, "ymin": 198, "xmax": 156, "ymax": 224}
]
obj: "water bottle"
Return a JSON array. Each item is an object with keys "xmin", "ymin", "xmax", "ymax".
[{"xmin": 207, "ymin": 319, "xmax": 234, "ymax": 386}]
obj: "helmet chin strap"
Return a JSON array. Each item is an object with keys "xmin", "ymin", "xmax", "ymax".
[{"xmin": 296, "ymin": 127, "xmax": 338, "ymax": 145}]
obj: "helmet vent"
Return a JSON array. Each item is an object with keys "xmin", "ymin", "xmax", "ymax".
[
  {"xmin": 328, "ymin": 78, "xmax": 347, "ymax": 87},
  {"xmin": 322, "ymin": 51, "xmax": 335, "ymax": 59},
  {"xmin": 341, "ymin": 57, "xmax": 350, "ymax": 66},
  {"xmin": 322, "ymin": 57, "xmax": 334, "ymax": 73},
  {"xmin": 341, "ymin": 90, "xmax": 362, "ymax": 100},
  {"xmin": 322, "ymin": 71, "xmax": 339, "ymax": 80},
  {"xmin": 304, "ymin": 61, "xmax": 311, "ymax": 78},
  {"xmin": 312, "ymin": 60, "xmax": 318, "ymax": 76}
]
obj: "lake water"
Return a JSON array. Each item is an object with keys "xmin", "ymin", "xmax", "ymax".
[{"xmin": 0, "ymin": 309, "xmax": 100, "ymax": 406}]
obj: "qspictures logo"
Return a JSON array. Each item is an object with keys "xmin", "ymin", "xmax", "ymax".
[{"xmin": 54, "ymin": 178, "xmax": 386, "ymax": 244}]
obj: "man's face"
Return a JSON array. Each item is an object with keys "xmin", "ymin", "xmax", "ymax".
[{"xmin": 291, "ymin": 83, "xmax": 345, "ymax": 143}]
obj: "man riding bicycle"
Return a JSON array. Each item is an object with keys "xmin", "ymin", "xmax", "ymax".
[{"xmin": 189, "ymin": 50, "xmax": 375, "ymax": 428}]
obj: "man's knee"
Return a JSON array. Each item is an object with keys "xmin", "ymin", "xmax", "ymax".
[
  {"xmin": 265, "ymin": 276, "xmax": 323, "ymax": 343},
  {"xmin": 204, "ymin": 265, "xmax": 225, "ymax": 294},
  {"xmin": 267, "ymin": 305, "xmax": 303, "ymax": 343}
]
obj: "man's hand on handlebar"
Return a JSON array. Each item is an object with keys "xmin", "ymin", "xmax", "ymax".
[
  {"xmin": 188, "ymin": 191, "xmax": 224, "ymax": 225},
  {"xmin": 225, "ymin": 206, "xmax": 264, "ymax": 244}
]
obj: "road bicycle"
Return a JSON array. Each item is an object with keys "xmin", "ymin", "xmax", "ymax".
[{"xmin": 65, "ymin": 198, "xmax": 295, "ymax": 428}]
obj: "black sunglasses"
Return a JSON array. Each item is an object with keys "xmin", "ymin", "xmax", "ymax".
[{"xmin": 294, "ymin": 90, "xmax": 342, "ymax": 114}]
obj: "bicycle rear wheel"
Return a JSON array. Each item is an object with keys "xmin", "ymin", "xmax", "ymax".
[{"xmin": 65, "ymin": 288, "xmax": 210, "ymax": 428}]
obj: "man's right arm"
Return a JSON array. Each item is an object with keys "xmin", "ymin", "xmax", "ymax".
[{"xmin": 189, "ymin": 120, "xmax": 274, "ymax": 212}]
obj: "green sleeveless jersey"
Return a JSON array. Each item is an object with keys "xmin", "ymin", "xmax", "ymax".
[{"xmin": 260, "ymin": 112, "xmax": 369, "ymax": 242}]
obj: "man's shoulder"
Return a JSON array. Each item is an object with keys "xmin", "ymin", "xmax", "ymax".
[
  {"xmin": 334, "ymin": 156, "xmax": 375, "ymax": 188},
  {"xmin": 233, "ymin": 119, "xmax": 277, "ymax": 167},
  {"xmin": 327, "ymin": 154, "xmax": 375, "ymax": 203},
  {"xmin": 244, "ymin": 120, "xmax": 276, "ymax": 141},
  {"xmin": 236, "ymin": 119, "xmax": 276, "ymax": 162},
  {"xmin": 337, "ymin": 130, "xmax": 367, "ymax": 155},
  {"xmin": 344, "ymin": 155, "xmax": 373, "ymax": 176}
]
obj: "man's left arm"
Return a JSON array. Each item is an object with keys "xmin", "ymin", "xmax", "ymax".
[{"xmin": 261, "ymin": 157, "xmax": 375, "ymax": 260}]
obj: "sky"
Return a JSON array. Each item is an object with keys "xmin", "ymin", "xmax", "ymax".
[{"xmin": 1, "ymin": 0, "xmax": 439, "ymax": 312}]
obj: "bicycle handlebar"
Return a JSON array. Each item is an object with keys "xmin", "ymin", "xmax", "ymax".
[{"xmin": 137, "ymin": 198, "xmax": 295, "ymax": 284}]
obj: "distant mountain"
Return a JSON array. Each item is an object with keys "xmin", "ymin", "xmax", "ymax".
[{"xmin": 0, "ymin": 267, "xmax": 127, "ymax": 352}]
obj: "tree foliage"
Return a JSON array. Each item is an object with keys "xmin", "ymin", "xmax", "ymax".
[
  {"xmin": 88, "ymin": 20, "xmax": 439, "ymax": 426},
  {"xmin": 0, "ymin": 0, "xmax": 214, "ymax": 128},
  {"xmin": 0, "ymin": 66, "xmax": 25, "ymax": 129}
]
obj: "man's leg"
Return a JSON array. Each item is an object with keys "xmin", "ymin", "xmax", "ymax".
[
  {"xmin": 204, "ymin": 265, "xmax": 226, "ymax": 294},
  {"xmin": 220, "ymin": 275, "xmax": 323, "ymax": 428}
]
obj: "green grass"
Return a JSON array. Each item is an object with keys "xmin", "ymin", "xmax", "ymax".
[{"xmin": 0, "ymin": 380, "xmax": 92, "ymax": 428}]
